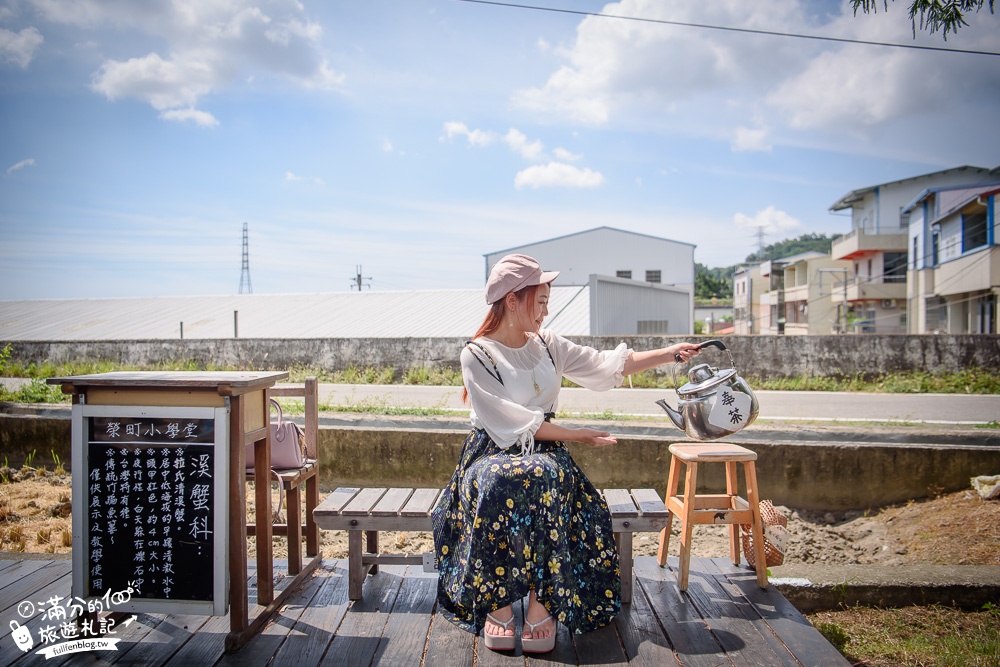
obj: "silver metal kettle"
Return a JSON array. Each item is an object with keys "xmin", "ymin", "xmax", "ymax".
[{"xmin": 656, "ymin": 340, "xmax": 759, "ymax": 441}]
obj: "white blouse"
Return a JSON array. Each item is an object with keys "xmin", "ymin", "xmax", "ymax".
[{"xmin": 460, "ymin": 329, "xmax": 632, "ymax": 454}]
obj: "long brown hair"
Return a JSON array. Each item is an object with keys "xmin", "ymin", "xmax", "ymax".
[{"xmin": 461, "ymin": 283, "xmax": 540, "ymax": 403}]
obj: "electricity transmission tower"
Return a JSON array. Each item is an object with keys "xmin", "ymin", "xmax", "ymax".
[{"xmin": 239, "ymin": 222, "xmax": 252, "ymax": 294}]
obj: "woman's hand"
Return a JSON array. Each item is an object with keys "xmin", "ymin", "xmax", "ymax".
[
  {"xmin": 669, "ymin": 342, "xmax": 702, "ymax": 364},
  {"xmin": 573, "ymin": 428, "xmax": 617, "ymax": 447}
]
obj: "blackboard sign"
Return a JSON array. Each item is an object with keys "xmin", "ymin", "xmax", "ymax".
[{"xmin": 72, "ymin": 405, "xmax": 229, "ymax": 615}]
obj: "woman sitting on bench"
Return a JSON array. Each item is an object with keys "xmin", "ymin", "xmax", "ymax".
[{"xmin": 431, "ymin": 253, "xmax": 702, "ymax": 653}]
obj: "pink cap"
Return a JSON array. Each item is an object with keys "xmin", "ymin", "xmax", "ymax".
[{"xmin": 485, "ymin": 254, "xmax": 559, "ymax": 304}]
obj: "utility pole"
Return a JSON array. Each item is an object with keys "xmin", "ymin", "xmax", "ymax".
[
  {"xmin": 239, "ymin": 222, "xmax": 252, "ymax": 294},
  {"xmin": 350, "ymin": 264, "xmax": 371, "ymax": 291}
]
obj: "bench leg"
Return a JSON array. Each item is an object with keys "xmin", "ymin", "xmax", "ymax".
[
  {"xmin": 615, "ymin": 532, "xmax": 633, "ymax": 605},
  {"xmin": 287, "ymin": 485, "xmax": 302, "ymax": 575},
  {"xmin": 366, "ymin": 531, "xmax": 379, "ymax": 575},
  {"xmin": 348, "ymin": 530, "xmax": 365, "ymax": 600}
]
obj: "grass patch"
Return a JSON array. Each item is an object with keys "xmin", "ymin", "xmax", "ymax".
[{"xmin": 809, "ymin": 604, "xmax": 1000, "ymax": 667}]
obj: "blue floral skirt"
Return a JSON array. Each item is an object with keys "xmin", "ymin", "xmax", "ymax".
[{"xmin": 431, "ymin": 429, "xmax": 621, "ymax": 634}]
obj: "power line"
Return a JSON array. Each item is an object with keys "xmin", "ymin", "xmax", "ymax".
[{"xmin": 455, "ymin": 0, "xmax": 1000, "ymax": 58}]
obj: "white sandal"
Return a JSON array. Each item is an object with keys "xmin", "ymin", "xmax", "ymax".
[
  {"xmin": 483, "ymin": 612, "xmax": 516, "ymax": 651},
  {"xmin": 522, "ymin": 614, "xmax": 556, "ymax": 654}
]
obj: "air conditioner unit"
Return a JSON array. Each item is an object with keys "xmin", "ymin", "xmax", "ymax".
[{"xmin": 881, "ymin": 299, "xmax": 897, "ymax": 309}]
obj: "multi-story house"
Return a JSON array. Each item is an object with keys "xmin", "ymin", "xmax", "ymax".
[
  {"xmin": 758, "ymin": 252, "xmax": 850, "ymax": 335},
  {"xmin": 829, "ymin": 165, "xmax": 996, "ymax": 334},
  {"xmin": 905, "ymin": 183, "xmax": 1000, "ymax": 333},
  {"xmin": 732, "ymin": 263, "xmax": 763, "ymax": 335}
]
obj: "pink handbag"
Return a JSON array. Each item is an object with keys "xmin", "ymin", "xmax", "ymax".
[{"xmin": 246, "ymin": 399, "xmax": 307, "ymax": 471}]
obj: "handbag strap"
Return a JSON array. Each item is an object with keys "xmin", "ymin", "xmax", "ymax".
[{"xmin": 270, "ymin": 398, "xmax": 284, "ymax": 426}]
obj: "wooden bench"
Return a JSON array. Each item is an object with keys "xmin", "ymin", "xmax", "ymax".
[{"xmin": 313, "ymin": 486, "xmax": 670, "ymax": 604}]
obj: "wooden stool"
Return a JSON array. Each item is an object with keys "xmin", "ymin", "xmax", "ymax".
[{"xmin": 656, "ymin": 442, "xmax": 768, "ymax": 591}]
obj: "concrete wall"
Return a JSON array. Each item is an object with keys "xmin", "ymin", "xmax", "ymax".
[
  {"xmin": 5, "ymin": 412, "xmax": 999, "ymax": 511},
  {"xmin": 4, "ymin": 334, "xmax": 999, "ymax": 380}
]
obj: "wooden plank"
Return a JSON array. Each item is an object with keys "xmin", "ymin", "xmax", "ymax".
[
  {"xmin": 0, "ymin": 560, "xmax": 68, "ymax": 611},
  {"xmin": 0, "ymin": 566, "xmax": 73, "ymax": 667},
  {"xmin": 631, "ymin": 488, "xmax": 668, "ymax": 516},
  {"xmin": 423, "ymin": 609, "xmax": 476, "ymax": 667},
  {"xmin": 160, "ymin": 567, "xmax": 264, "ymax": 667},
  {"xmin": 312, "ymin": 515, "xmax": 433, "ymax": 532},
  {"xmin": 612, "ymin": 575, "xmax": 682, "ymax": 667},
  {"xmin": 216, "ymin": 567, "xmax": 327, "ymax": 667},
  {"xmin": 371, "ymin": 488, "xmax": 414, "ymax": 516},
  {"xmin": 267, "ymin": 560, "xmax": 350, "ymax": 666},
  {"xmin": 602, "ymin": 488, "xmax": 639, "ymax": 517},
  {"xmin": 314, "ymin": 487, "xmax": 361, "ymax": 515},
  {"xmin": 633, "ymin": 557, "xmax": 730, "ymax": 667},
  {"xmin": 573, "ymin": 621, "xmax": 628, "ymax": 666},
  {"xmin": 92, "ymin": 613, "xmax": 213, "ymax": 667},
  {"xmin": 342, "ymin": 487, "xmax": 387, "ymax": 515},
  {"xmin": 712, "ymin": 558, "xmax": 852, "ymax": 667},
  {"xmin": 370, "ymin": 566, "xmax": 438, "ymax": 666},
  {"xmin": 701, "ymin": 559, "xmax": 800, "ymax": 667},
  {"xmin": 682, "ymin": 557, "xmax": 791, "ymax": 667},
  {"xmin": 401, "ymin": 488, "xmax": 441, "ymax": 516},
  {"xmin": 321, "ymin": 564, "xmax": 406, "ymax": 667}
]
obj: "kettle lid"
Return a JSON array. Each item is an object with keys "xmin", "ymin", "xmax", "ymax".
[{"xmin": 677, "ymin": 363, "xmax": 738, "ymax": 397}]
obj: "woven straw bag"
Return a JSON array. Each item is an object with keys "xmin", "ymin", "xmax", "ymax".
[{"xmin": 741, "ymin": 500, "xmax": 788, "ymax": 568}]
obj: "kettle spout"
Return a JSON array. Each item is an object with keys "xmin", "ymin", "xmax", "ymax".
[{"xmin": 655, "ymin": 398, "xmax": 686, "ymax": 432}]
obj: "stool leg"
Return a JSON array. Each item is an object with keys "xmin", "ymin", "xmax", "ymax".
[
  {"xmin": 657, "ymin": 454, "xmax": 682, "ymax": 567},
  {"xmin": 725, "ymin": 461, "xmax": 740, "ymax": 566},
  {"xmin": 744, "ymin": 461, "xmax": 768, "ymax": 588},
  {"xmin": 287, "ymin": 484, "xmax": 302, "ymax": 575},
  {"xmin": 677, "ymin": 461, "xmax": 698, "ymax": 591}
]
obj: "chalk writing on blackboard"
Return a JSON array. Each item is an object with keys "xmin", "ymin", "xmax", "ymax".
[{"xmin": 86, "ymin": 417, "xmax": 217, "ymax": 601}]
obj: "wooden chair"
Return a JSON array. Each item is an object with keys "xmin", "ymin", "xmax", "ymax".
[
  {"xmin": 246, "ymin": 377, "xmax": 322, "ymax": 576},
  {"xmin": 656, "ymin": 442, "xmax": 768, "ymax": 591}
]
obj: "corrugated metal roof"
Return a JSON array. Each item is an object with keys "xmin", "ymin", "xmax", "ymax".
[{"xmin": 0, "ymin": 287, "xmax": 593, "ymax": 340}]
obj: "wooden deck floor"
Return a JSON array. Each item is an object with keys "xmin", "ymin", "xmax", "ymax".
[{"xmin": 0, "ymin": 555, "xmax": 849, "ymax": 666}]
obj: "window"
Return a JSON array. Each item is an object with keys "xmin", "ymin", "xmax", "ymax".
[
  {"xmin": 931, "ymin": 229, "xmax": 940, "ymax": 266},
  {"xmin": 912, "ymin": 236, "xmax": 918, "ymax": 269},
  {"xmin": 645, "ymin": 270, "xmax": 661, "ymax": 283},
  {"xmin": 883, "ymin": 252, "xmax": 907, "ymax": 283},
  {"xmin": 963, "ymin": 211, "xmax": 988, "ymax": 252},
  {"xmin": 616, "ymin": 270, "xmax": 632, "ymax": 279}
]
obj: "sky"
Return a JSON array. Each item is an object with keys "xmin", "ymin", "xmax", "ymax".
[{"xmin": 1, "ymin": 0, "xmax": 998, "ymax": 300}]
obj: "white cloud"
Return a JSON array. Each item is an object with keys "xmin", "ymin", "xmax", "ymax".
[
  {"xmin": 504, "ymin": 128, "xmax": 544, "ymax": 161},
  {"xmin": 285, "ymin": 171, "xmax": 324, "ymax": 186},
  {"xmin": 734, "ymin": 206, "xmax": 801, "ymax": 234},
  {"xmin": 731, "ymin": 126, "xmax": 771, "ymax": 152},
  {"xmin": 552, "ymin": 147, "xmax": 581, "ymax": 162},
  {"xmin": 382, "ymin": 138, "xmax": 393, "ymax": 153},
  {"xmin": 35, "ymin": 0, "xmax": 343, "ymax": 122},
  {"xmin": 514, "ymin": 162, "xmax": 604, "ymax": 189},
  {"xmin": 441, "ymin": 121, "xmax": 496, "ymax": 147},
  {"xmin": 0, "ymin": 26, "xmax": 44, "ymax": 68},
  {"xmin": 159, "ymin": 107, "xmax": 219, "ymax": 126},
  {"xmin": 512, "ymin": 0, "xmax": 807, "ymax": 125},
  {"xmin": 5, "ymin": 158, "xmax": 36, "ymax": 174}
]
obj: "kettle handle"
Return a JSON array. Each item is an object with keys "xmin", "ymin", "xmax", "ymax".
[{"xmin": 674, "ymin": 339, "xmax": 727, "ymax": 362}]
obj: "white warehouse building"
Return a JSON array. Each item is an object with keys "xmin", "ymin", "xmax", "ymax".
[{"xmin": 486, "ymin": 227, "xmax": 696, "ymax": 336}]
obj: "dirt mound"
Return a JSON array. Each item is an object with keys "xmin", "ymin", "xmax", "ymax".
[{"xmin": 2, "ymin": 470, "xmax": 998, "ymax": 566}]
